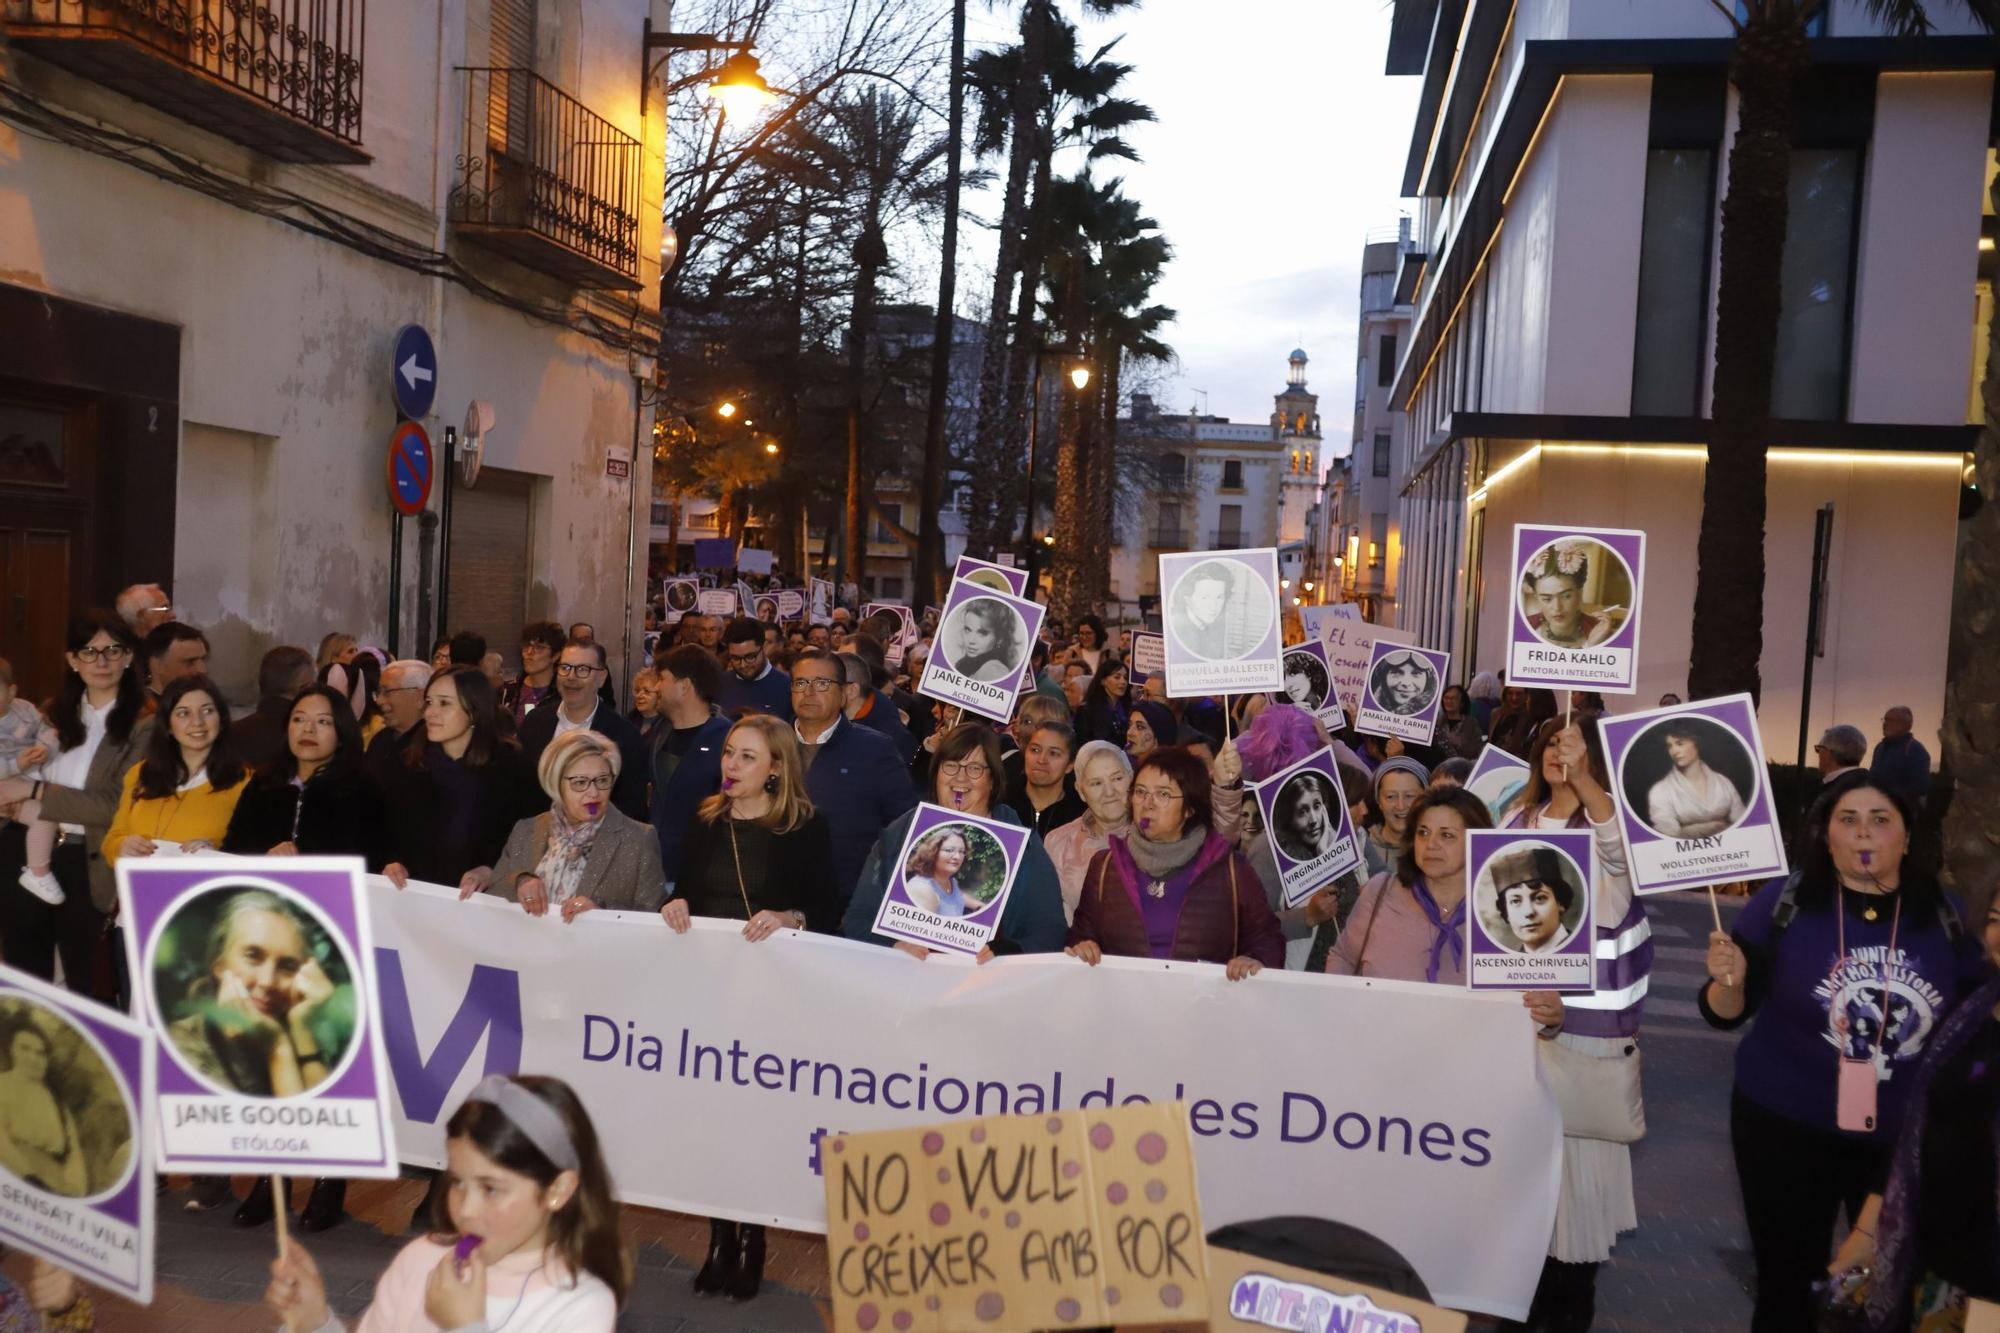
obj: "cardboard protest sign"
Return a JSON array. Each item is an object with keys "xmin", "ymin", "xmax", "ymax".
[
  {"xmin": 1465, "ymin": 745, "xmax": 1532, "ymax": 824},
  {"xmin": 1129, "ymin": 631, "xmax": 1165, "ymax": 684},
  {"xmin": 662, "ymin": 576, "xmax": 700, "ymax": 624},
  {"xmin": 811, "ymin": 578, "xmax": 835, "ymax": 625},
  {"xmin": 0, "ymin": 964, "xmax": 157, "ymax": 1303},
  {"xmin": 1599, "ymin": 694, "xmax": 1788, "ymax": 894},
  {"xmin": 1202, "ymin": 1243, "xmax": 1467, "ymax": 1333},
  {"xmin": 871, "ymin": 804, "xmax": 1032, "ymax": 955},
  {"xmin": 825, "ymin": 1100, "xmax": 1206, "ymax": 1333},
  {"xmin": 1309, "ymin": 615, "xmax": 1415, "ymax": 720},
  {"xmin": 698, "ymin": 588, "xmax": 740, "ymax": 618},
  {"xmin": 1294, "ymin": 602, "xmax": 1360, "ymax": 643},
  {"xmin": 752, "ymin": 592, "xmax": 780, "ymax": 623},
  {"xmin": 777, "ymin": 588, "xmax": 806, "ymax": 623},
  {"xmin": 118, "ymin": 857, "xmax": 400, "ymax": 1177},
  {"xmin": 1465, "ymin": 830, "xmax": 1596, "ymax": 992},
  {"xmin": 1159, "ymin": 548, "xmax": 1283, "ymax": 697},
  {"xmin": 1278, "ymin": 639, "xmax": 1345, "ymax": 730},
  {"xmin": 1509, "ymin": 525, "xmax": 1646, "ymax": 694},
  {"xmin": 1353, "ymin": 641, "xmax": 1450, "ymax": 745},
  {"xmin": 1251, "ymin": 748, "xmax": 1362, "ymax": 908},
  {"xmin": 864, "ymin": 602, "xmax": 921, "ymax": 667},
  {"xmin": 920, "ymin": 579, "xmax": 1046, "ymax": 724},
  {"xmin": 955, "ymin": 554, "xmax": 1029, "ymax": 597}
]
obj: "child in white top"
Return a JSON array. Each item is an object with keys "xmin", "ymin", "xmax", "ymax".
[
  {"xmin": 0, "ymin": 657, "xmax": 64, "ymax": 906},
  {"xmin": 266, "ymin": 1075, "xmax": 625, "ymax": 1332}
]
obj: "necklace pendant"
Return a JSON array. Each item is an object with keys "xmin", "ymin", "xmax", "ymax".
[
  {"xmin": 1146, "ymin": 879, "xmax": 1166, "ymax": 899},
  {"xmin": 1863, "ymin": 905, "xmax": 1879, "ymax": 922}
]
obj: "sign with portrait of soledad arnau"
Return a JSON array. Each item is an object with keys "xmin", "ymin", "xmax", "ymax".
[
  {"xmin": 0, "ymin": 963, "xmax": 157, "ymax": 1303},
  {"xmin": 1252, "ymin": 747, "xmax": 1363, "ymax": 908},
  {"xmin": 1509, "ymin": 524, "xmax": 1646, "ymax": 694},
  {"xmin": 954, "ymin": 553, "xmax": 1029, "ymax": 597},
  {"xmin": 871, "ymin": 804, "xmax": 1032, "ymax": 955},
  {"xmin": 1465, "ymin": 829, "xmax": 1596, "ymax": 992},
  {"xmin": 1465, "ymin": 745, "xmax": 1532, "ymax": 824},
  {"xmin": 1599, "ymin": 694, "xmax": 1789, "ymax": 894},
  {"xmin": 824, "ymin": 1099, "xmax": 1206, "ymax": 1333},
  {"xmin": 1278, "ymin": 637, "xmax": 1345, "ymax": 730},
  {"xmin": 117, "ymin": 857, "xmax": 400, "ymax": 1177},
  {"xmin": 920, "ymin": 577, "xmax": 1046, "ymax": 724},
  {"xmin": 1353, "ymin": 640, "xmax": 1451, "ymax": 745},
  {"xmin": 697, "ymin": 588, "xmax": 740, "ymax": 619},
  {"xmin": 1129, "ymin": 630, "xmax": 1165, "ymax": 683},
  {"xmin": 1159, "ymin": 548, "xmax": 1283, "ymax": 697}
]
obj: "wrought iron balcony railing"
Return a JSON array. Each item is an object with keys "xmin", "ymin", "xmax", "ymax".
[
  {"xmin": 3, "ymin": 0, "xmax": 366, "ymax": 162},
  {"xmin": 1148, "ymin": 524, "xmax": 1189, "ymax": 549},
  {"xmin": 449, "ymin": 66, "xmax": 641, "ymax": 290}
]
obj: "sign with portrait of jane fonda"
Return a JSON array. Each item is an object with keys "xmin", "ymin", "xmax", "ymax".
[
  {"xmin": 919, "ymin": 577, "xmax": 1046, "ymax": 725},
  {"xmin": 1509, "ymin": 524, "xmax": 1646, "ymax": 694}
]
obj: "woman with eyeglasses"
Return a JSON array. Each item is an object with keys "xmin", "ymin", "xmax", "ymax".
[
  {"xmin": 0, "ymin": 611, "xmax": 155, "ymax": 998},
  {"xmin": 841, "ymin": 723, "xmax": 1066, "ymax": 959},
  {"xmin": 489, "ymin": 730, "xmax": 664, "ymax": 920}
]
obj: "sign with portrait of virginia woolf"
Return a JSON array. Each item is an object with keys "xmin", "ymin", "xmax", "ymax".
[
  {"xmin": 1252, "ymin": 747, "xmax": 1362, "ymax": 909},
  {"xmin": 1509, "ymin": 525, "xmax": 1646, "ymax": 694},
  {"xmin": 117, "ymin": 857, "xmax": 399, "ymax": 1177},
  {"xmin": 919, "ymin": 577, "xmax": 1047, "ymax": 724},
  {"xmin": 0, "ymin": 963, "xmax": 157, "ymax": 1303},
  {"xmin": 1465, "ymin": 830, "xmax": 1596, "ymax": 993},
  {"xmin": 1158, "ymin": 548, "xmax": 1283, "ymax": 697},
  {"xmin": 1599, "ymin": 694, "xmax": 1789, "ymax": 895}
]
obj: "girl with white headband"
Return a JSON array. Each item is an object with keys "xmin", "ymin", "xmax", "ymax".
[{"xmin": 264, "ymin": 1074, "xmax": 627, "ymax": 1332}]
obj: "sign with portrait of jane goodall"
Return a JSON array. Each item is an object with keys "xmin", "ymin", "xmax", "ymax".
[
  {"xmin": 117, "ymin": 857, "xmax": 400, "ymax": 1178},
  {"xmin": 1598, "ymin": 694, "xmax": 1789, "ymax": 895},
  {"xmin": 1509, "ymin": 525, "xmax": 1646, "ymax": 694},
  {"xmin": 871, "ymin": 804, "xmax": 1032, "ymax": 955},
  {"xmin": 1465, "ymin": 829, "xmax": 1596, "ymax": 992},
  {"xmin": 1252, "ymin": 747, "xmax": 1363, "ymax": 908},
  {"xmin": 0, "ymin": 962, "xmax": 157, "ymax": 1303},
  {"xmin": 954, "ymin": 553, "xmax": 1029, "ymax": 597},
  {"xmin": 919, "ymin": 578, "xmax": 1046, "ymax": 724},
  {"xmin": 1158, "ymin": 547, "xmax": 1283, "ymax": 697},
  {"xmin": 1353, "ymin": 640, "xmax": 1451, "ymax": 745}
]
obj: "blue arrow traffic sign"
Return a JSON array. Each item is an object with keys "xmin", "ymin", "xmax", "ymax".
[
  {"xmin": 391, "ymin": 323, "xmax": 438, "ymax": 419},
  {"xmin": 386, "ymin": 420, "xmax": 434, "ymax": 516}
]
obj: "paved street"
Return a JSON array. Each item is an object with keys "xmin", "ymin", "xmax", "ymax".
[{"xmin": 4, "ymin": 890, "xmax": 1752, "ymax": 1331}]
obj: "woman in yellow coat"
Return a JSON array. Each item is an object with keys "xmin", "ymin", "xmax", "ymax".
[{"xmin": 105, "ymin": 675, "xmax": 250, "ymax": 863}]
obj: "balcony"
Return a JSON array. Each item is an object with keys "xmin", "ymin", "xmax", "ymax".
[
  {"xmin": 1147, "ymin": 523, "xmax": 1188, "ymax": 549},
  {"xmin": 449, "ymin": 66, "xmax": 641, "ymax": 290},
  {"xmin": 1207, "ymin": 530, "xmax": 1247, "ymax": 551},
  {"xmin": 1151, "ymin": 470, "xmax": 1192, "ymax": 492},
  {"xmin": 4, "ymin": 0, "xmax": 367, "ymax": 162}
]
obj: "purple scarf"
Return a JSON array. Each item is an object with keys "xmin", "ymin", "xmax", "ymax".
[{"xmin": 1407, "ymin": 876, "xmax": 1466, "ymax": 984}]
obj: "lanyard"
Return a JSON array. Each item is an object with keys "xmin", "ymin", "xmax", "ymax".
[{"xmin": 1832, "ymin": 890, "xmax": 1902, "ymax": 1067}]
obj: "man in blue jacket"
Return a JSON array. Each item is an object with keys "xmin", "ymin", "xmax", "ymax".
[
  {"xmin": 517, "ymin": 640, "xmax": 649, "ymax": 820},
  {"xmin": 717, "ymin": 616, "xmax": 793, "ymax": 720},
  {"xmin": 650, "ymin": 644, "xmax": 733, "ymax": 883},
  {"xmin": 792, "ymin": 649, "xmax": 917, "ymax": 908}
]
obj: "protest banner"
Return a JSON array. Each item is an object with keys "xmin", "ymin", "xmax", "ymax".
[
  {"xmin": 1309, "ymin": 616, "xmax": 1415, "ymax": 720},
  {"xmin": 0, "ymin": 964, "xmax": 156, "ymax": 1303},
  {"xmin": 1353, "ymin": 642, "xmax": 1450, "ymax": 745},
  {"xmin": 1294, "ymin": 603, "xmax": 1361, "ymax": 643},
  {"xmin": 1159, "ymin": 549, "xmax": 1283, "ymax": 697},
  {"xmin": 1465, "ymin": 830, "xmax": 1596, "ymax": 992},
  {"xmin": 777, "ymin": 588, "xmax": 806, "ymax": 623},
  {"xmin": 369, "ymin": 878, "xmax": 1562, "ymax": 1318},
  {"xmin": 738, "ymin": 547, "xmax": 776, "ymax": 577},
  {"xmin": 1598, "ymin": 694, "xmax": 1789, "ymax": 894},
  {"xmin": 870, "ymin": 804, "xmax": 1033, "ymax": 954},
  {"xmin": 1278, "ymin": 639, "xmax": 1345, "ymax": 730},
  {"xmin": 824, "ymin": 1100, "xmax": 1205, "ymax": 1333},
  {"xmin": 662, "ymin": 576, "xmax": 699, "ymax": 625},
  {"xmin": 1129, "ymin": 631, "xmax": 1166, "ymax": 684},
  {"xmin": 955, "ymin": 554, "xmax": 1029, "ymax": 597},
  {"xmin": 1508, "ymin": 525, "xmax": 1646, "ymax": 694},
  {"xmin": 1465, "ymin": 746, "xmax": 1531, "ymax": 824},
  {"xmin": 1251, "ymin": 748, "xmax": 1362, "ymax": 908},
  {"xmin": 118, "ymin": 857, "xmax": 400, "ymax": 1177},
  {"xmin": 811, "ymin": 578, "xmax": 835, "ymax": 624},
  {"xmin": 698, "ymin": 588, "xmax": 740, "ymax": 618},
  {"xmin": 1203, "ymin": 1244, "xmax": 1467, "ymax": 1333},
  {"xmin": 920, "ymin": 579, "xmax": 1046, "ymax": 724}
]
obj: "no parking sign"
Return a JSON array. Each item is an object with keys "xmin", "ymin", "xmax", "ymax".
[{"xmin": 386, "ymin": 420, "xmax": 433, "ymax": 516}]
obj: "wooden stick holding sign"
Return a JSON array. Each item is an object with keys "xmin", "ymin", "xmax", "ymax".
[{"xmin": 272, "ymin": 1175, "xmax": 290, "ymax": 1257}]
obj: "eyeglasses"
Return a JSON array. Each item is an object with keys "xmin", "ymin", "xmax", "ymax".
[
  {"xmin": 726, "ymin": 649, "xmax": 763, "ymax": 665},
  {"xmin": 1132, "ymin": 785, "xmax": 1183, "ymax": 804},
  {"xmin": 565, "ymin": 774, "xmax": 615, "ymax": 793},
  {"xmin": 555, "ymin": 663, "xmax": 603, "ymax": 678},
  {"xmin": 74, "ymin": 644, "xmax": 133, "ymax": 663},
  {"xmin": 938, "ymin": 761, "xmax": 989, "ymax": 779},
  {"xmin": 790, "ymin": 677, "xmax": 841, "ymax": 693}
]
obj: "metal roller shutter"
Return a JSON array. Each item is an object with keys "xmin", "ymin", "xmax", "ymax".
[{"xmin": 445, "ymin": 466, "xmax": 533, "ymax": 657}]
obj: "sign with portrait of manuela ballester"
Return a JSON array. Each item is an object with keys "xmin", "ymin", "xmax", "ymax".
[{"xmin": 1158, "ymin": 547, "xmax": 1283, "ymax": 697}]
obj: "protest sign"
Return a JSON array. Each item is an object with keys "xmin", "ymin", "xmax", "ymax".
[
  {"xmin": 1353, "ymin": 642, "xmax": 1450, "ymax": 745},
  {"xmin": 0, "ymin": 964, "xmax": 156, "ymax": 1303},
  {"xmin": 871, "ymin": 804, "xmax": 1032, "ymax": 954},
  {"xmin": 1465, "ymin": 746, "xmax": 1532, "ymax": 824},
  {"xmin": 864, "ymin": 602, "xmax": 920, "ymax": 667},
  {"xmin": 738, "ymin": 547, "xmax": 775, "ymax": 577},
  {"xmin": 1252, "ymin": 748, "xmax": 1362, "ymax": 909},
  {"xmin": 1278, "ymin": 639, "xmax": 1345, "ymax": 730},
  {"xmin": 1599, "ymin": 694, "xmax": 1788, "ymax": 894},
  {"xmin": 752, "ymin": 592, "xmax": 780, "ymax": 623},
  {"xmin": 920, "ymin": 579, "xmax": 1046, "ymax": 724},
  {"xmin": 955, "ymin": 554, "xmax": 1029, "ymax": 597},
  {"xmin": 118, "ymin": 857, "xmax": 399, "ymax": 1177},
  {"xmin": 1294, "ymin": 602, "xmax": 1360, "ymax": 643},
  {"xmin": 777, "ymin": 588, "xmax": 806, "ymax": 623},
  {"xmin": 1465, "ymin": 831, "xmax": 1596, "ymax": 992},
  {"xmin": 1309, "ymin": 617, "xmax": 1415, "ymax": 720},
  {"xmin": 1204, "ymin": 1244, "xmax": 1467, "ymax": 1333},
  {"xmin": 1130, "ymin": 631, "xmax": 1165, "ymax": 684},
  {"xmin": 811, "ymin": 578, "xmax": 835, "ymax": 624},
  {"xmin": 824, "ymin": 1100, "xmax": 1206, "ymax": 1333},
  {"xmin": 1159, "ymin": 549, "xmax": 1283, "ymax": 697},
  {"xmin": 698, "ymin": 588, "xmax": 740, "ymax": 618},
  {"xmin": 1509, "ymin": 525, "xmax": 1646, "ymax": 694},
  {"xmin": 662, "ymin": 576, "xmax": 699, "ymax": 625}
]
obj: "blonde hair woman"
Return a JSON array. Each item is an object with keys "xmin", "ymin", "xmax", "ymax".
[{"xmin": 489, "ymin": 730, "xmax": 665, "ymax": 919}]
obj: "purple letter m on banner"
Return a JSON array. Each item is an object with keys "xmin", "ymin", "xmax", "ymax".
[{"xmin": 375, "ymin": 948, "xmax": 525, "ymax": 1124}]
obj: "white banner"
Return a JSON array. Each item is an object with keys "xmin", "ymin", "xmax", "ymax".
[{"xmin": 368, "ymin": 879, "xmax": 1562, "ymax": 1319}]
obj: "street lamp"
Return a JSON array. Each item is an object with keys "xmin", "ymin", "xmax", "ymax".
[
  {"xmin": 763, "ymin": 440, "xmax": 780, "ymax": 456},
  {"xmin": 717, "ymin": 400, "xmax": 738, "ymax": 419},
  {"xmin": 1022, "ymin": 342, "xmax": 1091, "ymax": 574},
  {"xmin": 709, "ymin": 51, "xmax": 775, "ymax": 120},
  {"xmin": 1068, "ymin": 363, "xmax": 1092, "ymax": 391}
]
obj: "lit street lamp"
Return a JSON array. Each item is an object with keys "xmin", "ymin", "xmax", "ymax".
[{"xmin": 709, "ymin": 51, "xmax": 775, "ymax": 121}]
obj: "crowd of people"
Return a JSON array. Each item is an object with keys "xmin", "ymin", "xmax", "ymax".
[{"xmin": 0, "ymin": 578, "xmax": 1991, "ymax": 1333}]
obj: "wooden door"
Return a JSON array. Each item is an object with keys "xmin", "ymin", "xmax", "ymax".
[{"xmin": 0, "ymin": 391, "xmax": 96, "ymax": 705}]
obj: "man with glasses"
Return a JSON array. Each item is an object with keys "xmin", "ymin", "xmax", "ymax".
[
  {"xmin": 716, "ymin": 617, "xmax": 792, "ymax": 721},
  {"xmin": 518, "ymin": 641, "xmax": 648, "ymax": 820},
  {"xmin": 231, "ymin": 645, "xmax": 316, "ymax": 772},
  {"xmin": 790, "ymin": 649, "xmax": 915, "ymax": 907},
  {"xmin": 114, "ymin": 583, "xmax": 173, "ymax": 636},
  {"xmin": 363, "ymin": 659, "xmax": 433, "ymax": 787}
]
